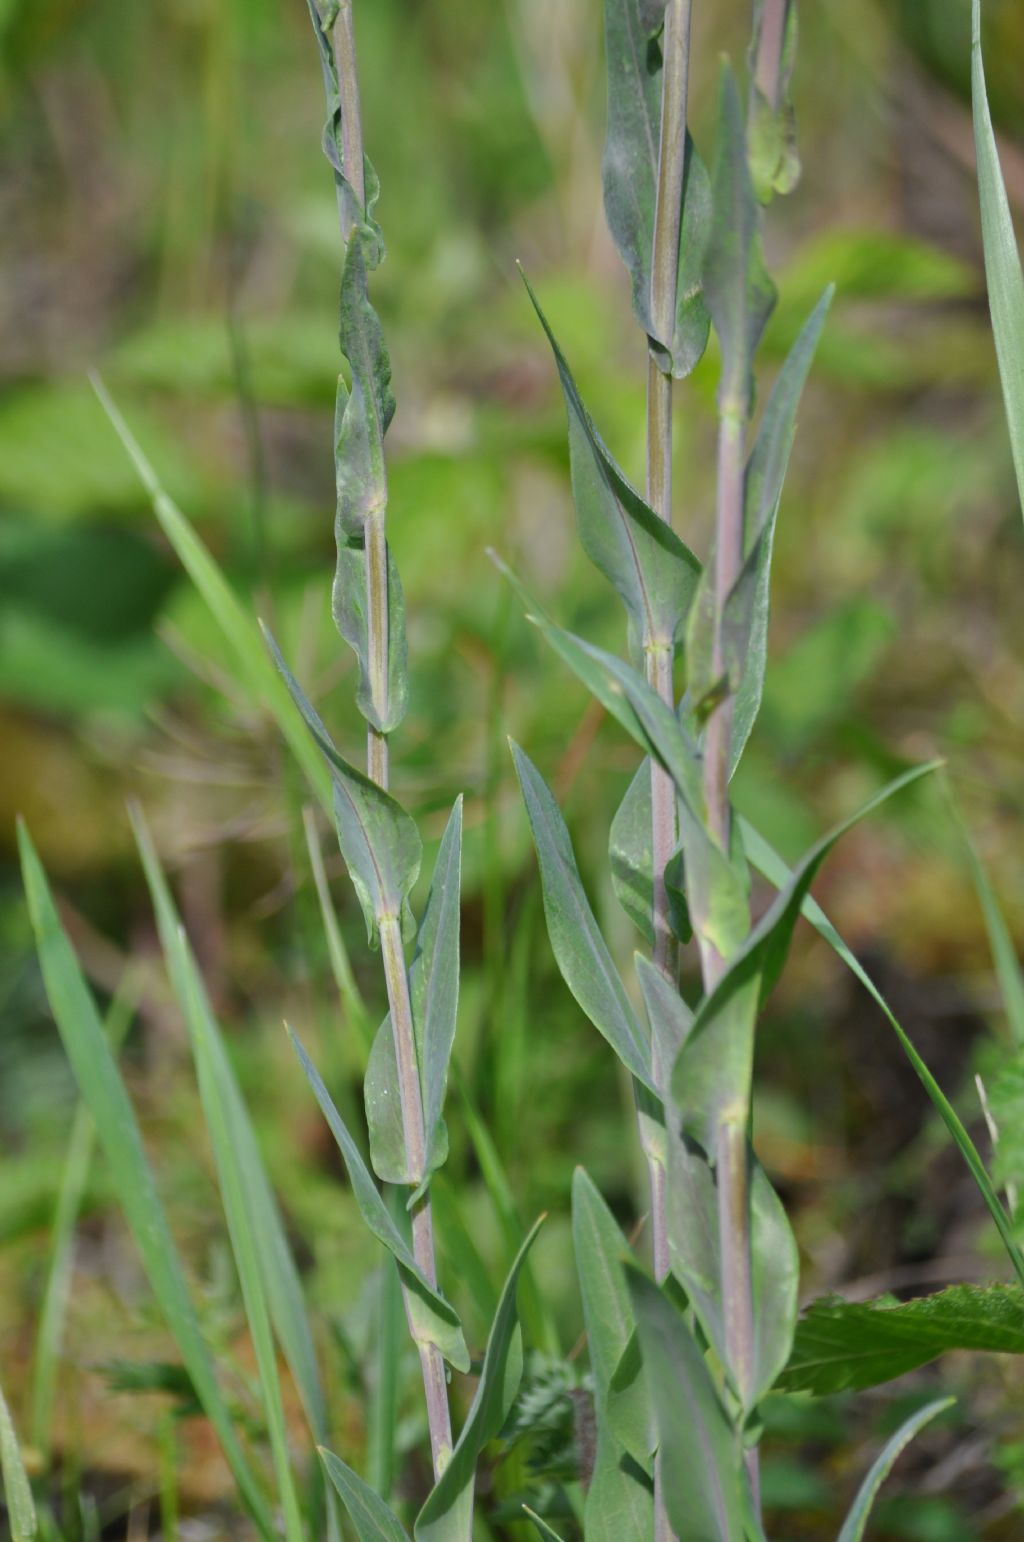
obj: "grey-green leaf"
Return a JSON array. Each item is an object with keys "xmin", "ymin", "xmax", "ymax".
[
  {"xmin": 264, "ymin": 626, "xmax": 421, "ymax": 945},
  {"xmin": 334, "ymin": 235, "xmax": 396, "ymax": 542},
  {"xmin": 703, "ymin": 65, "xmax": 776, "ymax": 409},
  {"xmin": 779, "ymin": 1285, "xmax": 1024, "ymax": 1396},
  {"xmin": 837, "ymin": 1398, "xmax": 954, "ymax": 1542},
  {"xmin": 303, "ymin": 0, "xmax": 385, "ymax": 265},
  {"xmin": 522, "ymin": 272, "xmax": 701, "ymax": 648},
  {"xmin": 287, "ymin": 1025, "xmax": 469, "ymax": 1372},
  {"xmin": 0, "ymin": 1380, "xmax": 36, "ymax": 1542},
  {"xmin": 747, "ymin": 0, "xmax": 800, "ymax": 203},
  {"xmin": 511, "ymin": 743, "xmax": 653, "ymax": 1092},
  {"xmin": 602, "ymin": 0, "xmax": 711, "ymax": 375},
  {"xmin": 334, "ymin": 538, "xmax": 408, "ymax": 734},
  {"xmin": 628, "ymin": 1268, "xmax": 749, "ymax": 1540},
  {"xmin": 17, "ymin": 822, "xmax": 275, "ymax": 1541},
  {"xmin": 319, "ymin": 1448, "xmax": 409, "ymax": 1542},
  {"xmin": 415, "ymin": 1217, "xmax": 544, "ymax": 1542},
  {"xmin": 972, "ymin": 0, "xmax": 1024, "ymax": 519}
]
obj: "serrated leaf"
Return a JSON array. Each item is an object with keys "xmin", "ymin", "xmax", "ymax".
[
  {"xmin": 17, "ymin": 823, "xmax": 275, "ymax": 1541},
  {"xmin": 601, "ymin": 0, "xmax": 711, "ymax": 375},
  {"xmin": 334, "ymin": 537, "xmax": 408, "ymax": 734},
  {"xmin": 133, "ymin": 811, "xmax": 320, "ymax": 1537},
  {"xmin": 287, "ymin": 1025, "xmax": 469, "ymax": 1372},
  {"xmin": 747, "ymin": 0, "xmax": 800, "ymax": 203},
  {"xmin": 704, "ymin": 65, "xmax": 776, "ymax": 410},
  {"xmin": 972, "ymin": 0, "xmax": 1024, "ymax": 519},
  {"xmin": 838, "ymin": 1397, "xmax": 954, "ymax": 1542},
  {"xmin": 415, "ymin": 1217, "xmax": 544, "ymax": 1542},
  {"xmin": 334, "ymin": 237, "xmax": 396, "ymax": 542},
  {"xmin": 610, "ymin": 760, "xmax": 690, "ymax": 944},
  {"xmin": 673, "ymin": 761, "xmax": 940, "ymax": 1150},
  {"xmin": 264, "ymin": 626, "xmax": 421, "ymax": 945},
  {"xmin": 319, "ymin": 1448, "xmax": 409, "ymax": 1542},
  {"xmin": 779, "ymin": 1285, "xmax": 1024, "ymax": 1396},
  {"xmin": 741, "ymin": 815, "xmax": 1024, "ymax": 1289},
  {"xmin": 522, "ymin": 272, "xmax": 701, "ymax": 649},
  {"xmin": 510, "ymin": 743, "xmax": 653, "ymax": 1092},
  {"xmin": 0, "ymin": 1380, "xmax": 36, "ymax": 1542},
  {"xmin": 365, "ymin": 800, "xmax": 462, "ymax": 1185},
  {"xmin": 627, "ymin": 1269, "xmax": 750, "ymax": 1540}
]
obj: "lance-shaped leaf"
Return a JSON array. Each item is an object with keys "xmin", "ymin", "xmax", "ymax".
[
  {"xmin": 365, "ymin": 800, "xmax": 463, "ymax": 1186},
  {"xmin": 522, "ymin": 272, "xmax": 701, "ymax": 648},
  {"xmin": 838, "ymin": 1398, "xmax": 954, "ymax": 1542},
  {"xmin": 334, "ymin": 538, "xmax": 408, "ymax": 734},
  {"xmin": 972, "ymin": 0, "xmax": 1024, "ymax": 519},
  {"xmin": 627, "ymin": 1268, "xmax": 750, "ymax": 1540},
  {"xmin": 740, "ymin": 816, "xmax": 1024, "ymax": 1289},
  {"xmin": 572, "ymin": 1170, "xmax": 654, "ymax": 1534},
  {"xmin": 17, "ymin": 823, "xmax": 275, "ymax": 1541},
  {"xmin": 415, "ymin": 1217, "xmax": 545, "ymax": 1542},
  {"xmin": 265, "ymin": 626, "xmax": 421, "ymax": 945},
  {"xmin": 132, "ymin": 811, "xmax": 327, "ymax": 1448},
  {"xmin": 634, "ymin": 955, "xmax": 693, "ymax": 1170},
  {"xmin": 602, "ymin": 0, "xmax": 711, "ymax": 375},
  {"xmin": 779, "ymin": 1285, "xmax": 1024, "ymax": 1396},
  {"xmin": 719, "ymin": 285, "xmax": 832, "ymax": 770},
  {"xmin": 0, "ymin": 1380, "xmax": 36, "ymax": 1542},
  {"xmin": 673, "ymin": 761, "xmax": 940, "ymax": 1149},
  {"xmin": 334, "ymin": 235, "xmax": 396, "ymax": 543},
  {"xmin": 703, "ymin": 65, "xmax": 776, "ymax": 411},
  {"xmin": 511, "ymin": 743, "xmax": 653, "ymax": 1092},
  {"xmin": 319, "ymin": 1448, "xmax": 409, "ymax": 1542},
  {"xmin": 304, "ymin": 0, "xmax": 385, "ymax": 267},
  {"xmin": 522, "ymin": 1509, "xmax": 567, "ymax": 1542},
  {"xmin": 287, "ymin": 1026, "xmax": 469, "ymax": 1372},
  {"xmin": 747, "ymin": 0, "xmax": 800, "ymax": 203},
  {"xmin": 611, "ymin": 761, "xmax": 680, "ymax": 944}
]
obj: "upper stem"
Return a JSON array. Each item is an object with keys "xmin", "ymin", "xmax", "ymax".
[{"xmin": 754, "ymin": 0, "xmax": 788, "ymax": 111}]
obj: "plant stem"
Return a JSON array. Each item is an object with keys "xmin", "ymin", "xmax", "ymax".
[
  {"xmin": 332, "ymin": 0, "xmax": 451, "ymax": 1480},
  {"xmin": 754, "ymin": 0, "xmax": 788, "ymax": 110}
]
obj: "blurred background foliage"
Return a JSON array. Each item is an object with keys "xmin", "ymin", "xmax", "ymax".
[{"xmin": 3, "ymin": 0, "xmax": 1024, "ymax": 1535}]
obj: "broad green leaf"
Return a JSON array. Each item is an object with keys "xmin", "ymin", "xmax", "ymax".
[
  {"xmin": 522, "ymin": 272, "xmax": 701, "ymax": 648},
  {"xmin": 0, "ymin": 1381, "xmax": 36, "ymax": 1542},
  {"xmin": 837, "ymin": 1397, "xmax": 954, "ymax": 1542},
  {"xmin": 610, "ymin": 760, "xmax": 690, "ymax": 944},
  {"xmin": 673, "ymin": 761, "xmax": 940, "ymax": 1149},
  {"xmin": 747, "ymin": 0, "xmax": 800, "ymax": 203},
  {"xmin": 584, "ymin": 1447, "xmax": 653, "ymax": 1542},
  {"xmin": 334, "ymin": 237, "xmax": 395, "ymax": 541},
  {"xmin": 740, "ymin": 816, "xmax": 1024, "ymax": 1289},
  {"xmin": 334, "ymin": 538, "xmax": 408, "ymax": 734},
  {"xmin": 628, "ymin": 1268, "xmax": 749, "ymax": 1540},
  {"xmin": 366, "ymin": 799, "xmax": 463, "ymax": 1185},
  {"xmin": 703, "ymin": 65, "xmax": 776, "ymax": 410},
  {"xmin": 972, "ymin": 0, "xmax": 1024, "ymax": 518},
  {"xmin": 571, "ymin": 1169, "xmax": 641, "ymax": 1417},
  {"xmin": 319, "ymin": 1448, "xmax": 408, "ymax": 1542},
  {"xmin": 511, "ymin": 744, "xmax": 653, "ymax": 1092},
  {"xmin": 133, "ymin": 812, "xmax": 327, "ymax": 1448},
  {"xmin": 287, "ymin": 1025, "xmax": 469, "ymax": 1372},
  {"xmin": 18, "ymin": 823, "xmax": 275, "ymax": 1541},
  {"xmin": 601, "ymin": 0, "xmax": 711, "ymax": 375},
  {"xmin": 90, "ymin": 377, "xmax": 332, "ymax": 816},
  {"xmin": 779, "ymin": 1285, "xmax": 1024, "ymax": 1396},
  {"xmin": 265, "ymin": 626, "xmax": 421, "ymax": 945},
  {"xmin": 415, "ymin": 1217, "xmax": 544, "ymax": 1542},
  {"xmin": 948, "ymin": 790, "xmax": 1024, "ymax": 1048}
]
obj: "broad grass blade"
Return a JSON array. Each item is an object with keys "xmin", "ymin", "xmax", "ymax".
[
  {"xmin": 17, "ymin": 822, "xmax": 275, "ymax": 1540},
  {"xmin": 0, "ymin": 1380, "xmax": 37, "ymax": 1542},
  {"xmin": 837, "ymin": 1397, "xmax": 954, "ymax": 1542},
  {"xmin": 740, "ymin": 816, "xmax": 1024, "ymax": 1288},
  {"xmin": 972, "ymin": 0, "xmax": 1024, "ymax": 518}
]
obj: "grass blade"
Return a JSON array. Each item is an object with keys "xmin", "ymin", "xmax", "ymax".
[
  {"xmin": 946, "ymin": 789, "xmax": 1024, "ymax": 1048},
  {"xmin": 0, "ymin": 1380, "xmax": 37, "ymax": 1542},
  {"xmin": 837, "ymin": 1397, "xmax": 954, "ymax": 1542},
  {"xmin": 17, "ymin": 821, "xmax": 275, "ymax": 1540}
]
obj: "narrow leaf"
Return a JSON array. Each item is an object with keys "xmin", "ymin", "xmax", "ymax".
[
  {"xmin": 747, "ymin": 0, "xmax": 800, "ymax": 202},
  {"xmin": 18, "ymin": 822, "xmax": 275, "ymax": 1540},
  {"xmin": 522, "ymin": 271, "xmax": 701, "ymax": 648},
  {"xmin": 838, "ymin": 1397, "xmax": 954, "ymax": 1542},
  {"xmin": 334, "ymin": 538, "xmax": 408, "ymax": 734},
  {"xmin": 415, "ymin": 1216, "xmax": 545, "ymax": 1542},
  {"xmin": 972, "ymin": 0, "xmax": 1024, "ymax": 518},
  {"xmin": 287, "ymin": 1025, "xmax": 469, "ymax": 1372},
  {"xmin": 265, "ymin": 626, "xmax": 421, "ymax": 945},
  {"xmin": 628, "ymin": 1269, "xmax": 749, "ymax": 1540},
  {"xmin": 0, "ymin": 1381, "xmax": 36, "ymax": 1542},
  {"xmin": 333, "ymin": 234, "xmax": 395, "ymax": 542},
  {"xmin": 948, "ymin": 790, "xmax": 1024, "ymax": 1048},
  {"xmin": 319, "ymin": 1448, "xmax": 409, "ymax": 1542},
  {"xmin": 741, "ymin": 816, "xmax": 1024, "ymax": 1288},
  {"xmin": 522, "ymin": 1508, "xmax": 567, "ymax": 1542},
  {"xmin": 511, "ymin": 743, "xmax": 653, "ymax": 1091}
]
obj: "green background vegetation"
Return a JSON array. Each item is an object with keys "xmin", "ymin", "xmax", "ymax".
[{"xmin": 3, "ymin": 0, "xmax": 1024, "ymax": 1534}]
